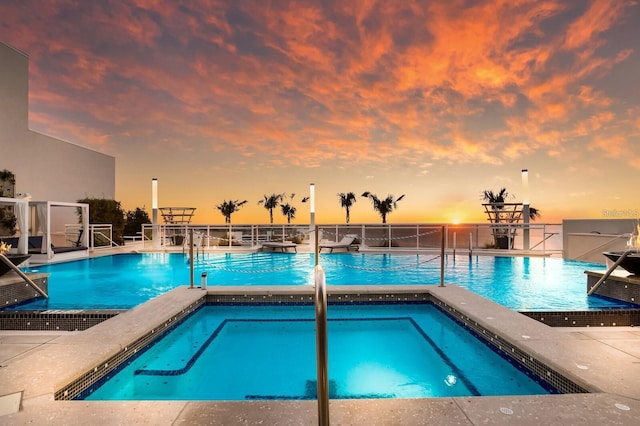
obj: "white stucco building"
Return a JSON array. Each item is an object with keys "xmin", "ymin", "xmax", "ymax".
[
  {"xmin": 1, "ymin": 41, "xmax": 115, "ymax": 260},
  {"xmin": 0, "ymin": 40, "xmax": 115, "ymax": 203}
]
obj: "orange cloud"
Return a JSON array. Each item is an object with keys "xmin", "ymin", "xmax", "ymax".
[
  {"xmin": 0, "ymin": 0, "xmax": 637, "ymax": 174},
  {"xmin": 563, "ymin": 0, "xmax": 634, "ymax": 51}
]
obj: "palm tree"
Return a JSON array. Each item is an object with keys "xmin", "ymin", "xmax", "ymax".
[
  {"xmin": 281, "ymin": 203, "xmax": 297, "ymax": 223},
  {"xmin": 361, "ymin": 192, "xmax": 405, "ymax": 224},
  {"xmin": 481, "ymin": 188, "xmax": 541, "ymax": 220},
  {"xmin": 216, "ymin": 199, "xmax": 247, "ymax": 223},
  {"xmin": 258, "ymin": 193, "xmax": 285, "ymax": 224},
  {"xmin": 482, "ymin": 188, "xmax": 509, "ymax": 206},
  {"xmin": 337, "ymin": 192, "xmax": 357, "ymax": 223},
  {"xmin": 527, "ymin": 207, "xmax": 541, "ymax": 220}
]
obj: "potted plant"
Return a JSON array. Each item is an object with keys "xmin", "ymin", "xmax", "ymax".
[
  {"xmin": 0, "ymin": 169, "xmax": 18, "ymax": 236},
  {"xmin": 481, "ymin": 188, "xmax": 540, "ymax": 249}
]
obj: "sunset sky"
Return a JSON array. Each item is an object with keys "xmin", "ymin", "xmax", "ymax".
[{"xmin": 1, "ymin": 0, "xmax": 638, "ymax": 224}]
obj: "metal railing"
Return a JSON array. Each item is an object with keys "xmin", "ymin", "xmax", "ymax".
[
  {"xmin": 587, "ymin": 249, "xmax": 635, "ymax": 296},
  {"xmin": 314, "ymin": 263, "xmax": 329, "ymax": 425},
  {"xmin": 141, "ymin": 222, "xmax": 563, "ymax": 255},
  {"xmin": 572, "ymin": 233, "xmax": 631, "ymax": 261},
  {"xmin": 0, "ymin": 253, "xmax": 48, "ymax": 298},
  {"xmin": 64, "ymin": 224, "xmax": 118, "ymax": 250}
]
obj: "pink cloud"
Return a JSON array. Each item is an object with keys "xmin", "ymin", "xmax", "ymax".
[{"xmin": 0, "ymin": 0, "xmax": 637, "ymax": 172}]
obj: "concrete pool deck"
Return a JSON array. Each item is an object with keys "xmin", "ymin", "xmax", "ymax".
[{"xmin": 1, "ymin": 285, "xmax": 639, "ymax": 425}]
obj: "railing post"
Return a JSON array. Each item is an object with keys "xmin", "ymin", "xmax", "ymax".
[
  {"xmin": 252, "ymin": 225, "xmax": 256, "ymax": 247},
  {"xmin": 440, "ymin": 225, "xmax": 445, "ymax": 287},
  {"xmin": 453, "ymin": 232, "xmax": 457, "ymax": 259},
  {"xmin": 189, "ymin": 228, "xmax": 194, "ymax": 289},
  {"xmin": 315, "ymin": 225, "xmax": 319, "ymax": 267}
]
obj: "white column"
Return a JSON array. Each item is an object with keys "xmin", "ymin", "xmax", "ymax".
[
  {"xmin": 522, "ymin": 169, "xmax": 530, "ymax": 251},
  {"xmin": 309, "ymin": 183, "xmax": 315, "ymax": 251},
  {"xmin": 152, "ymin": 178, "xmax": 159, "ymax": 249}
]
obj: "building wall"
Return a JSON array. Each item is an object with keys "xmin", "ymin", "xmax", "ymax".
[
  {"xmin": 0, "ymin": 41, "xmax": 115, "ymax": 204},
  {"xmin": 563, "ymin": 219, "xmax": 637, "ymax": 263}
]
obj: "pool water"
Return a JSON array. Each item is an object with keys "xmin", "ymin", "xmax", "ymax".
[
  {"xmin": 12, "ymin": 253, "xmax": 633, "ymax": 311},
  {"xmin": 84, "ymin": 303, "xmax": 552, "ymax": 400}
]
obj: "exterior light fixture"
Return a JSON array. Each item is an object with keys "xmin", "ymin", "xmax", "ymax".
[
  {"xmin": 152, "ymin": 178, "xmax": 159, "ymax": 249},
  {"xmin": 521, "ymin": 169, "xmax": 530, "ymax": 250}
]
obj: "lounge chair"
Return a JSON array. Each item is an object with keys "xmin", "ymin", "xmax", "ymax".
[
  {"xmin": 261, "ymin": 241, "xmax": 297, "ymax": 253},
  {"xmin": 319, "ymin": 234, "xmax": 359, "ymax": 253}
]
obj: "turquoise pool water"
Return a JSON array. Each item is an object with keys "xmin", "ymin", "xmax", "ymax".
[
  {"xmin": 83, "ymin": 303, "xmax": 552, "ymax": 400},
  {"xmin": 12, "ymin": 253, "xmax": 632, "ymax": 311}
]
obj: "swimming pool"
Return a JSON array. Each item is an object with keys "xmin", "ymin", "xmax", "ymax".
[
  {"xmin": 12, "ymin": 253, "xmax": 633, "ymax": 311},
  {"xmin": 83, "ymin": 303, "xmax": 553, "ymax": 400}
]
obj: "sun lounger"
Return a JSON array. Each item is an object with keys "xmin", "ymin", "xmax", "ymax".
[
  {"xmin": 319, "ymin": 234, "xmax": 359, "ymax": 253},
  {"xmin": 261, "ymin": 242, "xmax": 297, "ymax": 253}
]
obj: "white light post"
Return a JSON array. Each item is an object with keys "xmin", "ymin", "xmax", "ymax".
[
  {"xmin": 152, "ymin": 178, "xmax": 159, "ymax": 249},
  {"xmin": 309, "ymin": 183, "xmax": 315, "ymax": 253},
  {"xmin": 522, "ymin": 169, "xmax": 530, "ymax": 251}
]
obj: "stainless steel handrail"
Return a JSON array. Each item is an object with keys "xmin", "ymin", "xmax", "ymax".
[
  {"xmin": 573, "ymin": 233, "xmax": 630, "ymax": 260},
  {"xmin": 315, "ymin": 264, "xmax": 329, "ymax": 425},
  {"xmin": 0, "ymin": 253, "xmax": 48, "ymax": 298},
  {"xmin": 314, "ymin": 223, "xmax": 329, "ymax": 425},
  {"xmin": 587, "ymin": 249, "xmax": 634, "ymax": 296}
]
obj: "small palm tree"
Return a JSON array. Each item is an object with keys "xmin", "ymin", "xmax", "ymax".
[
  {"xmin": 481, "ymin": 188, "xmax": 541, "ymax": 220},
  {"xmin": 482, "ymin": 188, "xmax": 509, "ymax": 206},
  {"xmin": 337, "ymin": 192, "xmax": 357, "ymax": 223},
  {"xmin": 361, "ymin": 192, "xmax": 405, "ymax": 224},
  {"xmin": 216, "ymin": 199, "xmax": 247, "ymax": 223},
  {"xmin": 258, "ymin": 193, "xmax": 285, "ymax": 224},
  {"xmin": 281, "ymin": 203, "xmax": 297, "ymax": 223}
]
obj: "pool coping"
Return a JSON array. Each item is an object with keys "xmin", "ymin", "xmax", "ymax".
[{"xmin": 1, "ymin": 285, "xmax": 639, "ymax": 423}]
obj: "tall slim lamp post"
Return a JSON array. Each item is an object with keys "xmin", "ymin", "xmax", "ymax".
[
  {"xmin": 522, "ymin": 169, "xmax": 530, "ymax": 251},
  {"xmin": 309, "ymin": 183, "xmax": 315, "ymax": 252},
  {"xmin": 152, "ymin": 178, "xmax": 159, "ymax": 249}
]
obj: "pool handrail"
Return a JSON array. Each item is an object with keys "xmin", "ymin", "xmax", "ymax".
[
  {"xmin": 315, "ymin": 259, "xmax": 329, "ymax": 424},
  {"xmin": 587, "ymin": 249, "xmax": 634, "ymax": 296},
  {"xmin": 0, "ymin": 253, "xmax": 48, "ymax": 298}
]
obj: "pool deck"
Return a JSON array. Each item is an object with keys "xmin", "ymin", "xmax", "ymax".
[{"xmin": 1, "ymin": 284, "xmax": 639, "ymax": 425}]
